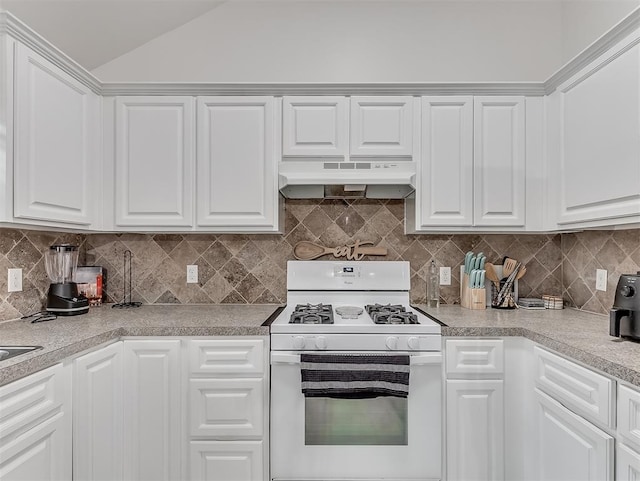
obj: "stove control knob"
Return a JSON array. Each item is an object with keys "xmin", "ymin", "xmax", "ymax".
[
  {"xmin": 408, "ymin": 336, "xmax": 421, "ymax": 350},
  {"xmin": 385, "ymin": 336, "xmax": 399, "ymax": 350},
  {"xmin": 315, "ymin": 336, "xmax": 328, "ymax": 350},
  {"xmin": 293, "ymin": 336, "xmax": 306, "ymax": 349}
]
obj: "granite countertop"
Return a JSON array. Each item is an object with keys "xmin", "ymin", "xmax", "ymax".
[
  {"xmin": 2, "ymin": 303, "xmax": 640, "ymax": 390},
  {"xmin": 419, "ymin": 305, "xmax": 640, "ymax": 387},
  {"xmin": 0, "ymin": 304, "xmax": 280, "ymax": 386}
]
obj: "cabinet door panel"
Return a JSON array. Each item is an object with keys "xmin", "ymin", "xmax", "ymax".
[
  {"xmin": 115, "ymin": 97, "xmax": 194, "ymax": 227},
  {"xmin": 282, "ymin": 96, "xmax": 348, "ymax": 156},
  {"xmin": 557, "ymin": 43, "xmax": 640, "ymax": 225},
  {"xmin": 190, "ymin": 378, "xmax": 263, "ymax": 437},
  {"xmin": 0, "ymin": 412, "xmax": 71, "ymax": 481},
  {"xmin": 446, "ymin": 379, "xmax": 504, "ymax": 481},
  {"xmin": 620, "ymin": 384, "xmax": 640, "ymax": 451},
  {"xmin": 123, "ymin": 340, "xmax": 181, "ymax": 481},
  {"xmin": 74, "ymin": 342, "xmax": 123, "ymax": 481},
  {"xmin": 13, "ymin": 43, "xmax": 98, "ymax": 226},
  {"xmin": 350, "ymin": 96, "xmax": 413, "ymax": 156},
  {"xmin": 473, "ymin": 97, "xmax": 525, "ymax": 226},
  {"xmin": 536, "ymin": 389, "xmax": 613, "ymax": 481},
  {"xmin": 197, "ymin": 97, "xmax": 278, "ymax": 230},
  {"xmin": 190, "ymin": 441, "xmax": 264, "ymax": 481},
  {"xmin": 419, "ymin": 96, "xmax": 473, "ymax": 226},
  {"xmin": 618, "ymin": 443, "xmax": 640, "ymax": 481}
]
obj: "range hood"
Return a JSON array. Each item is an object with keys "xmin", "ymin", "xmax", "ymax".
[{"xmin": 278, "ymin": 160, "xmax": 416, "ymax": 199}]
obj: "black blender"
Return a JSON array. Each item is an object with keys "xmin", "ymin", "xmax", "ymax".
[{"xmin": 45, "ymin": 244, "xmax": 89, "ymax": 316}]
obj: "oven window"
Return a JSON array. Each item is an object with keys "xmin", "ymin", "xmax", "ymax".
[{"xmin": 305, "ymin": 397, "xmax": 408, "ymax": 445}]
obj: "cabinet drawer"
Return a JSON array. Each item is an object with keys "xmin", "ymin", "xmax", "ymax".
[
  {"xmin": 189, "ymin": 378, "xmax": 264, "ymax": 437},
  {"xmin": 618, "ymin": 442, "xmax": 640, "ymax": 481},
  {"xmin": 445, "ymin": 339, "xmax": 504, "ymax": 376},
  {"xmin": 619, "ymin": 384, "xmax": 640, "ymax": 450},
  {"xmin": 190, "ymin": 440, "xmax": 264, "ymax": 481},
  {"xmin": 189, "ymin": 339, "xmax": 264, "ymax": 375},
  {"xmin": 0, "ymin": 363, "xmax": 65, "ymax": 443},
  {"xmin": 534, "ymin": 346, "xmax": 614, "ymax": 427}
]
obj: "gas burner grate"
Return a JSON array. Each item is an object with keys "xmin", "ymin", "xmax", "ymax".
[
  {"xmin": 290, "ymin": 303, "xmax": 334, "ymax": 324},
  {"xmin": 365, "ymin": 304, "xmax": 419, "ymax": 324}
]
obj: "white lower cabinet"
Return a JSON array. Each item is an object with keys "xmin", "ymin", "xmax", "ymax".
[
  {"xmin": 536, "ymin": 388, "xmax": 614, "ymax": 481},
  {"xmin": 446, "ymin": 379, "xmax": 505, "ymax": 481},
  {"xmin": 74, "ymin": 341, "xmax": 123, "ymax": 481},
  {"xmin": 618, "ymin": 443, "xmax": 640, "ymax": 481},
  {"xmin": 0, "ymin": 363, "xmax": 71, "ymax": 481},
  {"xmin": 190, "ymin": 441, "xmax": 264, "ymax": 481},
  {"xmin": 188, "ymin": 338, "xmax": 268, "ymax": 481},
  {"xmin": 123, "ymin": 339, "xmax": 182, "ymax": 481}
]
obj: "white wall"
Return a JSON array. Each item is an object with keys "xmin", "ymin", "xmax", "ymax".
[
  {"xmin": 561, "ymin": 0, "xmax": 639, "ymax": 64},
  {"xmin": 93, "ymin": 1, "xmax": 566, "ymax": 83}
]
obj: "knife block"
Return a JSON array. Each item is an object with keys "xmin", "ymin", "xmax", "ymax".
[{"xmin": 460, "ymin": 273, "xmax": 486, "ymax": 310}]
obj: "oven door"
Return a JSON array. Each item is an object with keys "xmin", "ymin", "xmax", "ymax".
[{"xmin": 270, "ymin": 351, "xmax": 442, "ymax": 481}]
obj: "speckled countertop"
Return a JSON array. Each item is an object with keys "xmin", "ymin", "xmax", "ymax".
[
  {"xmin": 419, "ymin": 305, "xmax": 640, "ymax": 387},
  {"xmin": 0, "ymin": 304, "xmax": 280, "ymax": 386},
  {"xmin": 2, "ymin": 303, "xmax": 639, "ymax": 390}
]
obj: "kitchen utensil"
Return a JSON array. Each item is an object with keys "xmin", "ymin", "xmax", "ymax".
[
  {"xmin": 495, "ymin": 262, "xmax": 522, "ymax": 307},
  {"xmin": 44, "ymin": 244, "xmax": 89, "ymax": 316},
  {"xmin": 485, "ymin": 263, "xmax": 501, "ymax": 288},
  {"xmin": 503, "ymin": 258, "xmax": 518, "ymax": 278},
  {"xmin": 516, "ymin": 266, "xmax": 527, "ymax": 280},
  {"xmin": 293, "ymin": 240, "xmax": 387, "ymax": 260}
]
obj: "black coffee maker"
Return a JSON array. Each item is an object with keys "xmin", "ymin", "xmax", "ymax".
[{"xmin": 610, "ymin": 273, "xmax": 640, "ymax": 340}]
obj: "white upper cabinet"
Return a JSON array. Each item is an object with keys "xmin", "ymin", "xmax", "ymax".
[
  {"xmin": 417, "ymin": 96, "xmax": 474, "ymax": 227},
  {"xmin": 283, "ymin": 96, "xmax": 416, "ymax": 159},
  {"xmin": 282, "ymin": 96, "xmax": 349, "ymax": 157},
  {"xmin": 473, "ymin": 96, "xmax": 526, "ymax": 227},
  {"xmin": 350, "ymin": 96, "xmax": 414, "ymax": 156},
  {"xmin": 13, "ymin": 43, "xmax": 100, "ymax": 227},
  {"xmin": 548, "ymin": 32, "xmax": 640, "ymax": 229},
  {"xmin": 197, "ymin": 96, "xmax": 280, "ymax": 232},
  {"xmin": 114, "ymin": 97, "xmax": 194, "ymax": 228}
]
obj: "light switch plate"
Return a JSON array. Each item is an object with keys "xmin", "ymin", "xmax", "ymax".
[{"xmin": 596, "ymin": 269, "xmax": 607, "ymax": 291}]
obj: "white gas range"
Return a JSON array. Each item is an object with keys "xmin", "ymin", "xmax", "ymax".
[{"xmin": 270, "ymin": 260, "xmax": 443, "ymax": 481}]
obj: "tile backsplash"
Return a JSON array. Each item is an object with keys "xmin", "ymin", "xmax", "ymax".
[{"xmin": 0, "ymin": 199, "xmax": 636, "ymax": 321}]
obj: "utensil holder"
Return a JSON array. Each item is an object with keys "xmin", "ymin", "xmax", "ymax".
[
  {"xmin": 460, "ymin": 273, "xmax": 486, "ymax": 310},
  {"xmin": 491, "ymin": 279, "xmax": 517, "ymax": 309}
]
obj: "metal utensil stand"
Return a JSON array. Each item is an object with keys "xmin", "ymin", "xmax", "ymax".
[{"xmin": 112, "ymin": 250, "xmax": 141, "ymax": 309}]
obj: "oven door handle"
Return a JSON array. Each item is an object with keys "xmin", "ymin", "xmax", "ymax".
[{"xmin": 271, "ymin": 352, "xmax": 443, "ymax": 365}]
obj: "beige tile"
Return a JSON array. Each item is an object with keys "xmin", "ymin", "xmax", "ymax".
[
  {"xmin": 318, "ymin": 223, "xmax": 352, "ymax": 248},
  {"xmin": 580, "ymin": 230, "xmax": 613, "ymax": 256},
  {"xmin": 7, "ymin": 238, "xmax": 43, "ymax": 272},
  {"xmin": 202, "ymin": 273, "xmax": 233, "ymax": 304},
  {"xmin": 235, "ymin": 241, "xmax": 266, "ymax": 271},
  {"xmin": 351, "ymin": 199, "xmax": 384, "ymax": 219},
  {"xmin": 401, "ymin": 240, "xmax": 429, "ymax": 273},
  {"xmin": 319, "ymin": 199, "xmax": 350, "ymax": 220},
  {"xmin": 220, "ymin": 258, "xmax": 249, "ymax": 287},
  {"xmin": 368, "ymin": 207, "xmax": 401, "ymax": 237},
  {"xmin": 597, "ymin": 239, "xmax": 626, "ymax": 270},
  {"xmin": 222, "ymin": 290, "xmax": 247, "ymax": 304},
  {"xmin": 566, "ymin": 278, "xmax": 593, "ymax": 308},
  {"xmin": 612, "ymin": 229, "xmax": 640, "ymax": 256},
  {"xmin": 153, "ymin": 234, "xmax": 185, "ymax": 254},
  {"xmin": 286, "ymin": 199, "xmax": 318, "ymax": 222},
  {"xmin": 335, "ymin": 208, "xmax": 365, "ymax": 237},
  {"xmin": 202, "ymin": 241, "xmax": 233, "ymax": 271},
  {"xmin": 0, "ymin": 229, "xmax": 24, "ymax": 253},
  {"xmin": 218, "ymin": 235, "xmax": 249, "ymax": 255},
  {"xmin": 302, "ymin": 207, "xmax": 333, "ymax": 238},
  {"xmin": 236, "ymin": 274, "xmax": 265, "ymax": 303}
]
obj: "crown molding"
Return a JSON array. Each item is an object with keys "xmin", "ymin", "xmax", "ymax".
[
  {"xmin": 0, "ymin": 11, "xmax": 101, "ymax": 94},
  {"xmin": 544, "ymin": 7, "xmax": 640, "ymax": 94},
  {"xmin": 100, "ymin": 82, "xmax": 547, "ymax": 97}
]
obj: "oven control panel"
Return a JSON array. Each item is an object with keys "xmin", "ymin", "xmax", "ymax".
[{"xmin": 272, "ymin": 334, "xmax": 441, "ymax": 352}]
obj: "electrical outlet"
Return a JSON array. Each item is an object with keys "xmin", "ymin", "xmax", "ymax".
[
  {"xmin": 440, "ymin": 267, "xmax": 451, "ymax": 286},
  {"xmin": 187, "ymin": 265, "xmax": 198, "ymax": 284},
  {"xmin": 8, "ymin": 268, "xmax": 22, "ymax": 292},
  {"xmin": 596, "ymin": 269, "xmax": 607, "ymax": 291}
]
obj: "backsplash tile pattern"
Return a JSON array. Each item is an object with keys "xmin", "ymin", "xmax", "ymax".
[
  {"xmin": 1, "ymin": 200, "xmax": 633, "ymax": 322},
  {"xmin": 83, "ymin": 199, "xmax": 561, "ymax": 309},
  {"xmin": 562, "ymin": 229, "xmax": 640, "ymax": 315},
  {"xmin": 0, "ymin": 230, "xmax": 86, "ymax": 320}
]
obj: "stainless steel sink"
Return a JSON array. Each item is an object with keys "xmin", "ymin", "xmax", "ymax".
[{"xmin": 0, "ymin": 346, "xmax": 42, "ymax": 361}]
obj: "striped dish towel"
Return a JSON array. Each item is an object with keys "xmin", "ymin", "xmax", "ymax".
[{"xmin": 300, "ymin": 353, "xmax": 410, "ymax": 399}]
